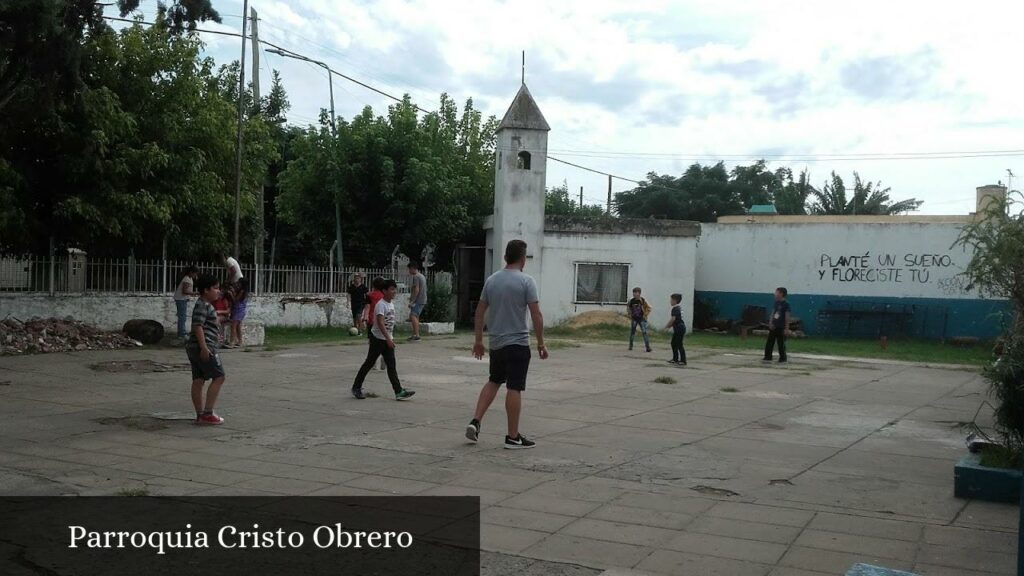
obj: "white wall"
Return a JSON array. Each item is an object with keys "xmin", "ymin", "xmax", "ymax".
[
  {"xmin": 0, "ymin": 293, "xmax": 411, "ymax": 332},
  {"xmin": 539, "ymin": 232, "xmax": 699, "ymax": 328},
  {"xmin": 491, "ymin": 128, "xmax": 547, "ymax": 290},
  {"xmin": 696, "ymin": 222, "xmax": 982, "ymax": 299}
]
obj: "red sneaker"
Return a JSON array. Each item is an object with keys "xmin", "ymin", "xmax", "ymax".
[{"xmin": 195, "ymin": 413, "xmax": 224, "ymax": 426}]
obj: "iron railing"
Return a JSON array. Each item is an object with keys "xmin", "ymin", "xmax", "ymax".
[{"xmin": 0, "ymin": 255, "xmax": 429, "ymax": 296}]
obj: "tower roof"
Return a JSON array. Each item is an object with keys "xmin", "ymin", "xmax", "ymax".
[{"xmin": 497, "ymin": 84, "xmax": 550, "ymax": 131}]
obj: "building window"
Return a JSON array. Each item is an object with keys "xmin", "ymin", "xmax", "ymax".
[
  {"xmin": 574, "ymin": 262, "xmax": 629, "ymax": 304},
  {"xmin": 517, "ymin": 151, "xmax": 531, "ymax": 170}
]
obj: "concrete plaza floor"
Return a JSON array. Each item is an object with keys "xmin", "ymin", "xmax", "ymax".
[{"xmin": 0, "ymin": 334, "xmax": 1017, "ymax": 575}]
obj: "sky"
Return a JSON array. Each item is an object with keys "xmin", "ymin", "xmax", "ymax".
[{"xmin": 114, "ymin": 0, "xmax": 1024, "ymax": 215}]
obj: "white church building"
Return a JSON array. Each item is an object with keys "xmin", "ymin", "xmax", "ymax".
[{"xmin": 483, "ymin": 84, "xmax": 701, "ymax": 329}]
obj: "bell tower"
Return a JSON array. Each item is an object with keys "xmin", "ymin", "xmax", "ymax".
[{"xmin": 490, "ymin": 83, "xmax": 549, "ymax": 279}]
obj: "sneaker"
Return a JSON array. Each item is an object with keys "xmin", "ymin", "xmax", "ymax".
[
  {"xmin": 778, "ymin": 358, "xmax": 788, "ymax": 364},
  {"xmin": 352, "ymin": 388, "xmax": 366, "ymax": 400},
  {"xmin": 504, "ymin": 434, "xmax": 536, "ymax": 450},
  {"xmin": 465, "ymin": 421, "xmax": 480, "ymax": 443},
  {"xmin": 195, "ymin": 413, "xmax": 224, "ymax": 426},
  {"xmin": 761, "ymin": 358, "xmax": 773, "ymax": 363},
  {"xmin": 646, "ymin": 348, "xmax": 652, "ymax": 353},
  {"xmin": 408, "ymin": 335, "xmax": 421, "ymax": 341},
  {"xmin": 628, "ymin": 346, "xmax": 633, "ymax": 351},
  {"xmin": 667, "ymin": 359, "xmax": 678, "ymax": 364},
  {"xmin": 395, "ymin": 389, "xmax": 416, "ymax": 401}
]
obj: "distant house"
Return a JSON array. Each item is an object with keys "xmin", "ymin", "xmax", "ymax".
[{"xmin": 747, "ymin": 204, "xmax": 778, "ymax": 215}]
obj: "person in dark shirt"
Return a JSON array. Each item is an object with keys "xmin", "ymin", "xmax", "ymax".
[
  {"xmin": 625, "ymin": 287, "xmax": 652, "ymax": 352},
  {"xmin": 763, "ymin": 287, "xmax": 792, "ymax": 363},
  {"xmin": 663, "ymin": 293, "xmax": 687, "ymax": 365},
  {"xmin": 347, "ymin": 273, "xmax": 370, "ymax": 335}
]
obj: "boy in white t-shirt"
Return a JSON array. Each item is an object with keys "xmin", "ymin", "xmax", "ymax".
[{"xmin": 351, "ymin": 279, "xmax": 416, "ymax": 401}]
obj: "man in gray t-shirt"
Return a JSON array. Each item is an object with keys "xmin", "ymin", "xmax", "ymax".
[
  {"xmin": 465, "ymin": 240, "xmax": 548, "ymax": 450},
  {"xmin": 407, "ymin": 263, "xmax": 428, "ymax": 341}
]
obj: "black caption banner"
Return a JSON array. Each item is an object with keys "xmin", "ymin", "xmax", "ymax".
[{"xmin": 0, "ymin": 496, "xmax": 480, "ymax": 575}]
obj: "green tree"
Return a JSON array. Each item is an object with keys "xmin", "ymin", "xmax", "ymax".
[
  {"xmin": 0, "ymin": 1, "xmax": 219, "ymax": 114},
  {"xmin": 615, "ymin": 163, "xmax": 744, "ymax": 222},
  {"xmin": 773, "ymin": 168, "xmax": 815, "ymax": 215},
  {"xmin": 955, "ymin": 192, "xmax": 1024, "ymax": 459},
  {"xmin": 545, "ymin": 181, "xmax": 605, "ymax": 217},
  {"xmin": 810, "ymin": 171, "xmax": 922, "ymax": 215},
  {"xmin": 0, "ymin": 16, "xmax": 278, "ymax": 256},
  {"xmin": 277, "ymin": 94, "xmax": 497, "ymax": 265}
]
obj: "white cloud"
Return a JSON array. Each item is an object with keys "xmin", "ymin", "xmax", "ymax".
[{"xmin": 194, "ymin": 0, "xmax": 1024, "ymax": 214}]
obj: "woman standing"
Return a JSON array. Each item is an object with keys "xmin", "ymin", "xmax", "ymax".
[{"xmin": 173, "ymin": 266, "xmax": 199, "ymax": 345}]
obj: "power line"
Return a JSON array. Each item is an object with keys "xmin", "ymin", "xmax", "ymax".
[
  {"xmin": 546, "ymin": 146, "xmax": 1024, "ymax": 160},
  {"xmin": 547, "ymin": 156, "xmax": 639, "ymax": 183}
]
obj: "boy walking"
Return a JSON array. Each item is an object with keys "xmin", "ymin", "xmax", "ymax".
[
  {"xmin": 465, "ymin": 240, "xmax": 548, "ymax": 449},
  {"xmin": 763, "ymin": 287, "xmax": 792, "ymax": 363},
  {"xmin": 664, "ymin": 293, "xmax": 687, "ymax": 365},
  {"xmin": 173, "ymin": 266, "xmax": 198, "ymax": 344},
  {"xmin": 625, "ymin": 287, "xmax": 652, "ymax": 352},
  {"xmin": 186, "ymin": 274, "xmax": 227, "ymax": 425},
  {"xmin": 407, "ymin": 263, "xmax": 427, "ymax": 341},
  {"xmin": 351, "ymin": 279, "xmax": 416, "ymax": 401}
]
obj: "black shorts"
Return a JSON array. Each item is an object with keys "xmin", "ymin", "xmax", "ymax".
[
  {"xmin": 489, "ymin": 345, "xmax": 531, "ymax": 391},
  {"xmin": 186, "ymin": 346, "xmax": 225, "ymax": 380}
]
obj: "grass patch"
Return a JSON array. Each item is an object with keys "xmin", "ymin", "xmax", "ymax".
[
  {"xmin": 720, "ymin": 387, "xmax": 739, "ymax": 393},
  {"xmin": 979, "ymin": 445, "xmax": 1023, "ymax": 469},
  {"xmin": 117, "ymin": 488, "xmax": 149, "ymax": 497},
  {"xmin": 653, "ymin": 376, "xmax": 677, "ymax": 384},
  {"xmin": 545, "ymin": 322, "xmax": 993, "ymax": 366}
]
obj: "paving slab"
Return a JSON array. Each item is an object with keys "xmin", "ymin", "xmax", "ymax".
[{"xmin": 0, "ymin": 335, "xmax": 1016, "ymax": 575}]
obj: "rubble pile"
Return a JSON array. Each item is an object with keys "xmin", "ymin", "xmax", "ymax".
[{"xmin": 1, "ymin": 317, "xmax": 141, "ymax": 355}]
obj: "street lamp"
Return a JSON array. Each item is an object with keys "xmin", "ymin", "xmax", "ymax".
[{"xmin": 266, "ymin": 47, "xmax": 343, "ymax": 270}]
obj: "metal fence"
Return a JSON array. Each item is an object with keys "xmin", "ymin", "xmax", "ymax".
[
  {"xmin": 0, "ymin": 255, "xmax": 428, "ymax": 296},
  {"xmin": 815, "ymin": 300, "xmax": 951, "ymax": 340}
]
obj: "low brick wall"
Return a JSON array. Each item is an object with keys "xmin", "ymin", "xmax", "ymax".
[{"xmin": 0, "ymin": 293, "xmax": 411, "ymax": 332}]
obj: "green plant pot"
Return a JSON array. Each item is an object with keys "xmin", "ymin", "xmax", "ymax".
[{"xmin": 954, "ymin": 453, "xmax": 1022, "ymax": 503}]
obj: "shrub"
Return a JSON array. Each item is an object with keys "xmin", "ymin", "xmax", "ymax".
[
  {"xmin": 419, "ymin": 278, "xmax": 454, "ymax": 323},
  {"xmin": 956, "ymin": 191, "xmax": 1024, "ymax": 463}
]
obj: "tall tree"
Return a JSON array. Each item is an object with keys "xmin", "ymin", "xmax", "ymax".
[
  {"xmin": 810, "ymin": 171, "xmax": 922, "ymax": 215},
  {"xmin": 0, "ymin": 15, "xmax": 277, "ymax": 256},
  {"xmin": 277, "ymin": 94, "xmax": 497, "ymax": 265},
  {"xmin": 615, "ymin": 163, "xmax": 744, "ymax": 222},
  {"xmin": 546, "ymin": 182, "xmax": 605, "ymax": 217},
  {"xmin": 773, "ymin": 168, "xmax": 815, "ymax": 215}
]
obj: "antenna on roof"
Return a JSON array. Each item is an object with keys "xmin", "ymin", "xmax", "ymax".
[{"xmin": 521, "ymin": 50, "xmax": 525, "ymax": 85}]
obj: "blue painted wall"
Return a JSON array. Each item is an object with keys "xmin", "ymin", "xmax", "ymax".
[{"xmin": 697, "ymin": 290, "xmax": 1009, "ymax": 340}]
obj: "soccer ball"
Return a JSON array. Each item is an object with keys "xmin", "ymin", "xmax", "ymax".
[{"xmin": 348, "ymin": 327, "xmax": 359, "ymax": 336}]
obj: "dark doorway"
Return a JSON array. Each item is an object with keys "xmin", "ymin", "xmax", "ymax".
[{"xmin": 455, "ymin": 245, "xmax": 486, "ymax": 326}]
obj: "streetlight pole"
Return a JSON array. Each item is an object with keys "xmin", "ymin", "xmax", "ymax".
[{"xmin": 267, "ymin": 47, "xmax": 342, "ymax": 270}]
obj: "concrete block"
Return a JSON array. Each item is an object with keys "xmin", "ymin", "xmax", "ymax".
[
  {"xmin": 421, "ymin": 322, "xmax": 455, "ymax": 335},
  {"xmin": 954, "ymin": 453, "xmax": 1021, "ymax": 503},
  {"xmin": 241, "ymin": 322, "xmax": 265, "ymax": 346}
]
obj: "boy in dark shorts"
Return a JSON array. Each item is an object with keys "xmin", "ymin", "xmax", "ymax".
[
  {"xmin": 465, "ymin": 240, "xmax": 548, "ymax": 449},
  {"xmin": 186, "ymin": 274, "xmax": 226, "ymax": 425},
  {"xmin": 664, "ymin": 293, "xmax": 687, "ymax": 365},
  {"xmin": 763, "ymin": 287, "xmax": 792, "ymax": 363},
  {"xmin": 351, "ymin": 279, "xmax": 416, "ymax": 401}
]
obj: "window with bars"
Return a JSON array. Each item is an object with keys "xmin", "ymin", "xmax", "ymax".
[{"xmin": 574, "ymin": 262, "xmax": 629, "ymax": 304}]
